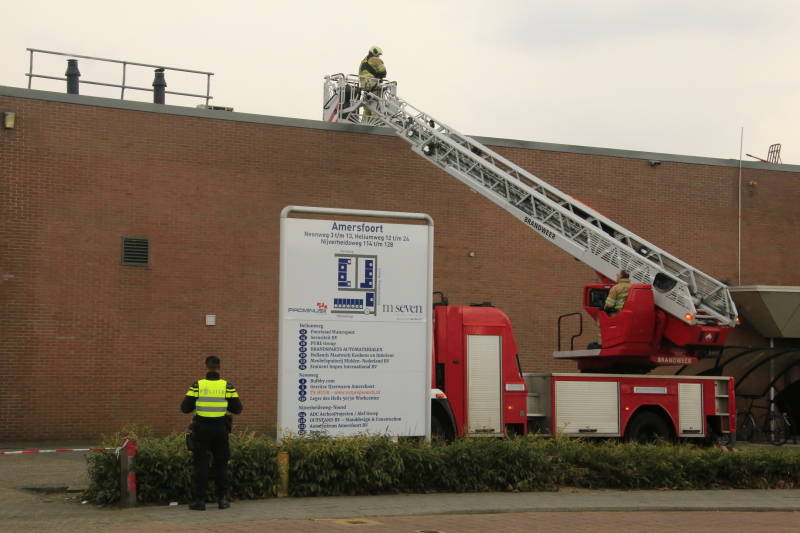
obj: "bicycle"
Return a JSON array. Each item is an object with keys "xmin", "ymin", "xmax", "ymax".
[{"xmin": 735, "ymin": 394, "xmax": 792, "ymax": 446}]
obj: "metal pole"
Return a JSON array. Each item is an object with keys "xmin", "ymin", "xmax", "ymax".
[
  {"xmin": 206, "ymin": 74, "xmax": 211, "ymax": 106},
  {"xmin": 28, "ymin": 50, "xmax": 33, "ymax": 89},
  {"xmin": 121, "ymin": 63, "xmax": 127, "ymax": 100},
  {"xmin": 770, "ymin": 338, "xmax": 775, "ymax": 442},
  {"xmin": 738, "ymin": 127, "xmax": 743, "ymax": 286},
  {"xmin": 119, "ymin": 438, "xmax": 137, "ymax": 507}
]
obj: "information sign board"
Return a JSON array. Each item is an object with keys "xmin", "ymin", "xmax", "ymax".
[{"xmin": 278, "ymin": 207, "xmax": 433, "ymax": 439}]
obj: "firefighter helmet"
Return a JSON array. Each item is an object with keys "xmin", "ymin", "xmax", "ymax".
[{"xmin": 370, "ymin": 46, "xmax": 383, "ymax": 56}]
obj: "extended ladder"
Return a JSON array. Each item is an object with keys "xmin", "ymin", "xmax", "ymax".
[{"xmin": 323, "ymin": 74, "xmax": 738, "ymax": 327}]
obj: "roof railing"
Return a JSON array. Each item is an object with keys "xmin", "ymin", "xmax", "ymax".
[{"xmin": 25, "ymin": 48, "xmax": 214, "ymax": 105}]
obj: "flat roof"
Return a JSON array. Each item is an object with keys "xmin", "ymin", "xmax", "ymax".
[{"xmin": 2, "ymin": 85, "xmax": 798, "ymax": 173}]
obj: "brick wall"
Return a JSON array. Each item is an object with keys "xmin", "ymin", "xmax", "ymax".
[{"xmin": 1, "ymin": 93, "xmax": 798, "ymax": 440}]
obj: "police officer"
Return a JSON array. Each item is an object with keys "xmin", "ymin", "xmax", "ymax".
[
  {"xmin": 181, "ymin": 356, "xmax": 242, "ymax": 510},
  {"xmin": 359, "ymin": 46, "xmax": 387, "ymax": 117}
]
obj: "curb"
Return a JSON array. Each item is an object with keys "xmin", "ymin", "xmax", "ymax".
[{"xmin": 408, "ymin": 506, "xmax": 800, "ymax": 515}]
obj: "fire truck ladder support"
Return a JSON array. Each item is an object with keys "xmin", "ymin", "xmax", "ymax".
[{"xmin": 323, "ymin": 74, "xmax": 737, "ymax": 327}]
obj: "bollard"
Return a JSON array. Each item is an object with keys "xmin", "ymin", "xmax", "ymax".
[
  {"xmin": 152, "ymin": 68, "xmax": 167, "ymax": 104},
  {"xmin": 65, "ymin": 59, "xmax": 81, "ymax": 95},
  {"xmin": 119, "ymin": 438, "xmax": 137, "ymax": 507},
  {"xmin": 277, "ymin": 452, "xmax": 289, "ymax": 497}
]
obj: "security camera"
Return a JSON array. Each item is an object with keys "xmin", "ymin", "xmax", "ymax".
[{"xmin": 649, "ymin": 160, "xmax": 661, "ymax": 167}]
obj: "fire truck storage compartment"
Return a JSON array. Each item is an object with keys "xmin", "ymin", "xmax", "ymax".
[
  {"xmin": 467, "ymin": 335, "xmax": 502, "ymax": 436},
  {"xmin": 556, "ymin": 380, "xmax": 620, "ymax": 435},
  {"xmin": 524, "ymin": 373, "xmax": 553, "ymax": 435},
  {"xmin": 678, "ymin": 383, "xmax": 703, "ymax": 435},
  {"xmin": 523, "ymin": 373, "xmax": 733, "ymax": 439}
]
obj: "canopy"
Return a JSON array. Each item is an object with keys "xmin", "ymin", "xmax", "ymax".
[{"xmin": 728, "ymin": 286, "xmax": 800, "ymax": 338}]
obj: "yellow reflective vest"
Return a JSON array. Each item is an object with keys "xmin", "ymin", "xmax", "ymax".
[{"xmin": 186, "ymin": 379, "xmax": 238, "ymax": 418}]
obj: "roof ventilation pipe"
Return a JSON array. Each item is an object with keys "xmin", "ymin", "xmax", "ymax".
[
  {"xmin": 65, "ymin": 59, "xmax": 81, "ymax": 95},
  {"xmin": 152, "ymin": 68, "xmax": 167, "ymax": 104}
]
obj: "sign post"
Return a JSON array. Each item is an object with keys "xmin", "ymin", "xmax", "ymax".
[{"xmin": 278, "ymin": 206, "xmax": 433, "ymax": 440}]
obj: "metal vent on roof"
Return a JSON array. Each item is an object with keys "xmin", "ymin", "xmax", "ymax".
[{"xmin": 122, "ymin": 237, "xmax": 150, "ymax": 267}]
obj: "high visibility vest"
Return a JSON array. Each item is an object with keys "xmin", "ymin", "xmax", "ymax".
[{"xmin": 194, "ymin": 379, "xmax": 230, "ymax": 418}]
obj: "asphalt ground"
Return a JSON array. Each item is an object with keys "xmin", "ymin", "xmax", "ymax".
[{"xmin": 1, "ymin": 440, "xmax": 799, "ymax": 533}]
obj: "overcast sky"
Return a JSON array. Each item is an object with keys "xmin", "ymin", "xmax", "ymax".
[{"xmin": 3, "ymin": 1, "xmax": 798, "ymax": 163}]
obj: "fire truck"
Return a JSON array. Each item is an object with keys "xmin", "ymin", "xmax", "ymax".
[{"xmin": 323, "ymin": 74, "xmax": 739, "ymax": 443}]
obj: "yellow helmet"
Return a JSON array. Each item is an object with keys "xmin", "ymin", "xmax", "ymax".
[{"xmin": 369, "ymin": 46, "xmax": 383, "ymax": 56}]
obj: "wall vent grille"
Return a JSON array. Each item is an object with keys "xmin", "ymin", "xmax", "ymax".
[{"xmin": 122, "ymin": 237, "xmax": 149, "ymax": 267}]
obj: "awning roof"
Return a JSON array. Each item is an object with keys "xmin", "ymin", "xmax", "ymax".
[{"xmin": 728, "ymin": 286, "xmax": 800, "ymax": 338}]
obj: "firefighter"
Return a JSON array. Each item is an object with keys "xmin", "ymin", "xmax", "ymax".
[
  {"xmin": 592, "ymin": 269, "xmax": 632, "ymax": 348},
  {"xmin": 181, "ymin": 356, "xmax": 243, "ymax": 511},
  {"xmin": 604, "ymin": 270, "xmax": 632, "ymax": 315},
  {"xmin": 359, "ymin": 46, "xmax": 387, "ymax": 117}
]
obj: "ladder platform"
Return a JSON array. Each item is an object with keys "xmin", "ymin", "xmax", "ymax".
[{"xmin": 553, "ymin": 349, "xmax": 602, "ymax": 358}]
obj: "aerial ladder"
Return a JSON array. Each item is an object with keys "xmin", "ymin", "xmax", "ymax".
[{"xmin": 323, "ymin": 74, "xmax": 738, "ymax": 372}]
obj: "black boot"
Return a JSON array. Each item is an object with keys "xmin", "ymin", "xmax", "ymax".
[
  {"xmin": 587, "ymin": 342, "xmax": 602, "ymax": 350},
  {"xmin": 217, "ymin": 496, "xmax": 230, "ymax": 509},
  {"xmin": 188, "ymin": 500, "xmax": 206, "ymax": 511}
]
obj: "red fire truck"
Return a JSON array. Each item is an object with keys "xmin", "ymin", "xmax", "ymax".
[
  {"xmin": 324, "ymin": 74, "xmax": 739, "ymax": 443},
  {"xmin": 429, "ymin": 299, "xmax": 734, "ymax": 442}
]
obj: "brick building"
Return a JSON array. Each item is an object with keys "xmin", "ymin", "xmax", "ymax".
[{"xmin": 1, "ymin": 86, "xmax": 798, "ymax": 440}]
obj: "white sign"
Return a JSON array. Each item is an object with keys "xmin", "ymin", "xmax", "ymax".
[{"xmin": 278, "ymin": 210, "xmax": 432, "ymax": 438}]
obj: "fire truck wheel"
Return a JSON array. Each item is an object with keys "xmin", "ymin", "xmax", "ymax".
[{"xmin": 625, "ymin": 412, "xmax": 671, "ymax": 444}]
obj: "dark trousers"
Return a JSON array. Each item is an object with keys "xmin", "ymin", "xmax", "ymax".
[{"xmin": 192, "ymin": 422, "xmax": 231, "ymax": 500}]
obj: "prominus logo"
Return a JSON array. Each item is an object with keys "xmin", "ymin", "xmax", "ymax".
[
  {"xmin": 288, "ymin": 308, "xmax": 325, "ymax": 313},
  {"xmin": 382, "ymin": 304, "xmax": 423, "ymax": 313}
]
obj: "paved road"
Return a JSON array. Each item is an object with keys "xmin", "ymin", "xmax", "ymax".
[{"xmin": 2, "ymin": 441, "xmax": 799, "ymax": 532}]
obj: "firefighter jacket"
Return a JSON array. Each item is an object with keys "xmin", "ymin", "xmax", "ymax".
[
  {"xmin": 359, "ymin": 55, "xmax": 387, "ymax": 90},
  {"xmin": 604, "ymin": 278, "xmax": 631, "ymax": 315}
]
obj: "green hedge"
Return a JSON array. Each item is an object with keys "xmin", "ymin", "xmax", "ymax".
[{"xmin": 85, "ymin": 426, "xmax": 800, "ymax": 504}]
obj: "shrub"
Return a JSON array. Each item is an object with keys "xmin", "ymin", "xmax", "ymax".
[
  {"xmin": 86, "ymin": 424, "xmax": 279, "ymax": 504},
  {"xmin": 85, "ymin": 428, "xmax": 800, "ymax": 504}
]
